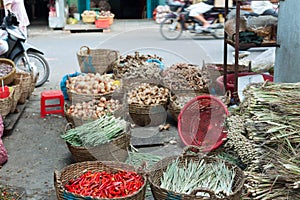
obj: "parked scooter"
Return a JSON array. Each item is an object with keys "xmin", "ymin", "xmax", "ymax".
[
  {"xmin": 1, "ymin": 11, "xmax": 50, "ymax": 87},
  {"xmin": 160, "ymin": 0, "xmax": 226, "ymax": 40}
]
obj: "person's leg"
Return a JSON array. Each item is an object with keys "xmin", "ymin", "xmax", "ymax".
[
  {"xmin": 192, "ymin": 14, "xmax": 210, "ymax": 28},
  {"xmin": 188, "ymin": 2, "xmax": 213, "ymax": 28},
  {"xmin": 0, "ymin": 40, "xmax": 8, "ymax": 55}
]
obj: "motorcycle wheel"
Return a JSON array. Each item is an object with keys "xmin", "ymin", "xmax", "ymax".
[
  {"xmin": 160, "ymin": 17, "xmax": 183, "ymax": 40},
  {"xmin": 14, "ymin": 52, "xmax": 50, "ymax": 87}
]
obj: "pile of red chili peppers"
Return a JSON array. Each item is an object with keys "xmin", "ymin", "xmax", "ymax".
[{"xmin": 64, "ymin": 170, "xmax": 144, "ymax": 198}]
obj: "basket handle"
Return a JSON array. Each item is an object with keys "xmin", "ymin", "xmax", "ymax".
[
  {"xmin": 107, "ymin": 50, "xmax": 119, "ymax": 63},
  {"xmin": 54, "ymin": 170, "xmax": 64, "ymax": 196},
  {"xmin": 79, "ymin": 46, "xmax": 90, "ymax": 55},
  {"xmin": 64, "ymin": 122, "xmax": 74, "ymax": 132},
  {"xmin": 182, "ymin": 145, "xmax": 206, "ymax": 157},
  {"xmin": 190, "ymin": 188, "xmax": 217, "ymax": 198}
]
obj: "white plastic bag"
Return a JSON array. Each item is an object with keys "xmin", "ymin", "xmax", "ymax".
[{"xmin": 251, "ymin": 48, "xmax": 275, "ymax": 73}]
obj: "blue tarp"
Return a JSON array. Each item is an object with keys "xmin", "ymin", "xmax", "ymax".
[{"xmin": 60, "ymin": 72, "xmax": 81, "ymax": 100}]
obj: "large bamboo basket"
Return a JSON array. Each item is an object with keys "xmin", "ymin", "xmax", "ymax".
[
  {"xmin": 148, "ymin": 146, "xmax": 245, "ymax": 200},
  {"xmin": 0, "ymin": 87, "xmax": 14, "ymax": 117},
  {"xmin": 77, "ymin": 46, "xmax": 120, "ymax": 74},
  {"xmin": 54, "ymin": 160, "xmax": 147, "ymax": 200},
  {"xmin": 10, "ymin": 83, "xmax": 21, "ymax": 113},
  {"xmin": 13, "ymin": 72, "xmax": 32, "ymax": 104},
  {"xmin": 63, "ymin": 125, "xmax": 131, "ymax": 163},
  {"xmin": 0, "ymin": 58, "xmax": 16, "ymax": 86},
  {"xmin": 128, "ymin": 102, "xmax": 168, "ymax": 127}
]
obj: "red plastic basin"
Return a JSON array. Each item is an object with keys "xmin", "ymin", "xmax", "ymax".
[{"xmin": 178, "ymin": 95, "xmax": 229, "ymax": 152}]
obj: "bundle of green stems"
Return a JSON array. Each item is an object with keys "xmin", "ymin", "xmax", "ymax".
[
  {"xmin": 61, "ymin": 115, "xmax": 127, "ymax": 147},
  {"xmin": 160, "ymin": 158, "xmax": 235, "ymax": 198}
]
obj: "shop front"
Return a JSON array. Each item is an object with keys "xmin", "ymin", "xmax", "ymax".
[
  {"xmin": 6, "ymin": 0, "xmax": 164, "ymax": 29},
  {"xmin": 67, "ymin": 0, "xmax": 162, "ymax": 19}
]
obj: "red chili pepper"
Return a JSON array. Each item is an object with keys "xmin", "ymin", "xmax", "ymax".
[{"xmin": 64, "ymin": 170, "xmax": 144, "ymax": 198}]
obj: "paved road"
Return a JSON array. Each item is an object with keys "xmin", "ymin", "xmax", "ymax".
[{"xmin": 0, "ymin": 19, "xmax": 269, "ymax": 199}]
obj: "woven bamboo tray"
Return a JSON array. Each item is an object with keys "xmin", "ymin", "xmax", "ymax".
[
  {"xmin": 148, "ymin": 145, "xmax": 245, "ymax": 200},
  {"xmin": 0, "ymin": 58, "xmax": 16, "ymax": 86},
  {"xmin": 54, "ymin": 160, "xmax": 147, "ymax": 200},
  {"xmin": 63, "ymin": 126, "xmax": 131, "ymax": 163},
  {"xmin": 0, "ymin": 88, "xmax": 14, "ymax": 117},
  {"xmin": 128, "ymin": 102, "xmax": 168, "ymax": 127}
]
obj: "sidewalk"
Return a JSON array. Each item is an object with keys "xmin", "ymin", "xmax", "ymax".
[{"xmin": 27, "ymin": 19, "xmax": 159, "ymax": 37}]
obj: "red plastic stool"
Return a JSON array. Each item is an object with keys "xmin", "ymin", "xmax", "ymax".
[{"xmin": 40, "ymin": 90, "xmax": 64, "ymax": 118}]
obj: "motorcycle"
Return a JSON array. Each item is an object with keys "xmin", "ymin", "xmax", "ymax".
[
  {"xmin": 1, "ymin": 11, "xmax": 50, "ymax": 87},
  {"xmin": 160, "ymin": 1, "xmax": 226, "ymax": 40}
]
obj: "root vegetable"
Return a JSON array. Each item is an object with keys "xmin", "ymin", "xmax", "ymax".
[
  {"xmin": 127, "ymin": 83, "xmax": 169, "ymax": 106},
  {"xmin": 67, "ymin": 98, "xmax": 122, "ymax": 120},
  {"xmin": 66, "ymin": 73, "xmax": 119, "ymax": 95},
  {"xmin": 162, "ymin": 63, "xmax": 211, "ymax": 91}
]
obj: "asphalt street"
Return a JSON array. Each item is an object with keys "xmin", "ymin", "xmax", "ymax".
[{"xmin": 0, "ymin": 19, "xmax": 270, "ymax": 199}]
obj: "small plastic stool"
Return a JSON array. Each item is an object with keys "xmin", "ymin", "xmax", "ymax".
[{"xmin": 40, "ymin": 90, "xmax": 64, "ymax": 118}]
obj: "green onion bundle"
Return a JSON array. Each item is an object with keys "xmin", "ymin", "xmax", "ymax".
[
  {"xmin": 61, "ymin": 115, "xmax": 127, "ymax": 147},
  {"xmin": 160, "ymin": 158, "xmax": 236, "ymax": 198}
]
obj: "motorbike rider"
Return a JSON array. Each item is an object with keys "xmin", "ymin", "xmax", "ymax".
[
  {"xmin": 0, "ymin": 20, "xmax": 9, "ymax": 55},
  {"xmin": 3, "ymin": 0, "xmax": 30, "ymax": 37},
  {"xmin": 167, "ymin": 0, "xmax": 214, "ymax": 29},
  {"xmin": 0, "ymin": 34, "xmax": 8, "ymax": 55}
]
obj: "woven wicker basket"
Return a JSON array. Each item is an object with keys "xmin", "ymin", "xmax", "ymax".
[
  {"xmin": 81, "ymin": 14, "xmax": 96, "ymax": 23},
  {"xmin": 63, "ymin": 126, "xmax": 131, "ymax": 162},
  {"xmin": 54, "ymin": 160, "xmax": 147, "ymax": 200},
  {"xmin": 148, "ymin": 146, "xmax": 245, "ymax": 200},
  {"xmin": 128, "ymin": 102, "xmax": 168, "ymax": 127},
  {"xmin": 29, "ymin": 73, "xmax": 38, "ymax": 96},
  {"xmin": 0, "ymin": 58, "xmax": 16, "ymax": 86},
  {"xmin": 167, "ymin": 104, "xmax": 181, "ymax": 123},
  {"xmin": 0, "ymin": 88, "xmax": 14, "ymax": 117},
  {"xmin": 13, "ymin": 72, "xmax": 32, "ymax": 104},
  {"xmin": 168, "ymin": 92, "xmax": 204, "ymax": 122},
  {"xmin": 10, "ymin": 84, "xmax": 21, "ymax": 113},
  {"xmin": 77, "ymin": 46, "xmax": 120, "ymax": 74}
]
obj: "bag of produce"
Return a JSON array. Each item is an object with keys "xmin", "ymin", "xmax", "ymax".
[{"xmin": 0, "ymin": 115, "xmax": 8, "ymax": 166}]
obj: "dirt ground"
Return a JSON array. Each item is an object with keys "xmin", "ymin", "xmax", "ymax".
[{"xmin": 0, "ymin": 84, "xmax": 185, "ymax": 200}]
